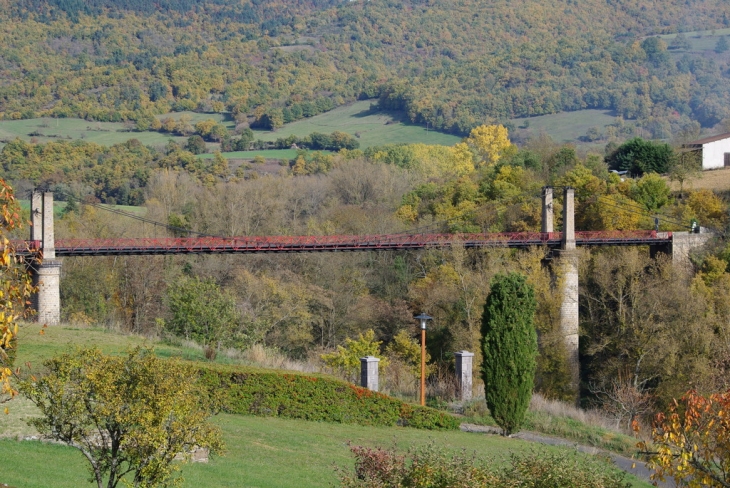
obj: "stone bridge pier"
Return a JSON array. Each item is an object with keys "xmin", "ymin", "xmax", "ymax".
[
  {"xmin": 542, "ymin": 187, "xmax": 580, "ymax": 397},
  {"xmin": 30, "ymin": 191, "xmax": 61, "ymax": 325},
  {"xmin": 542, "ymin": 187, "xmax": 716, "ymax": 400}
]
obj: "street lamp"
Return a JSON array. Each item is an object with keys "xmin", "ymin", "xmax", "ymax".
[{"xmin": 414, "ymin": 313, "xmax": 432, "ymax": 406}]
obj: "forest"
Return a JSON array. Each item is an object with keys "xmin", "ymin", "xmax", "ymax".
[{"xmin": 0, "ymin": 0, "xmax": 729, "ymax": 138}]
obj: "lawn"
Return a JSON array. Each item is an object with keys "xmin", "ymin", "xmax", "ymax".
[{"xmin": 0, "ymin": 414, "xmax": 651, "ymax": 488}]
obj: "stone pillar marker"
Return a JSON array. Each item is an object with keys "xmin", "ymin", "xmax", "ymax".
[
  {"xmin": 31, "ymin": 190, "xmax": 61, "ymax": 325},
  {"xmin": 360, "ymin": 356, "xmax": 380, "ymax": 392},
  {"xmin": 454, "ymin": 351, "xmax": 474, "ymax": 401},
  {"xmin": 541, "ymin": 186, "xmax": 553, "ymax": 233}
]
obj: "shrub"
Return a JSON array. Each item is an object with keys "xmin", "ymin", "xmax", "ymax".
[
  {"xmin": 340, "ymin": 443, "xmax": 631, "ymax": 488},
  {"xmin": 197, "ymin": 364, "xmax": 459, "ymax": 430}
]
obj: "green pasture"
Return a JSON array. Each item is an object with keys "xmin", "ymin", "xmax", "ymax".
[
  {"xmin": 0, "ymin": 117, "xmax": 188, "ymax": 148},
  {"xmin": 0, "ymin": 414, "xmax": 650, "ymax": 488},
  {"xmin": 510, "ymin": 109, "xmax": 618, "ymax": 145},
  {"xmin": 658, "ymin": 27, "xmax": 730, "ymax": 52},
  {"xmin": 253, "ymin": 101, "xmax": 463, "ymax": 149}
]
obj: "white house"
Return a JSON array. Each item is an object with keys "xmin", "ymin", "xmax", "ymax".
[{"xmin": 684, "ymin": 132, "xmax": 730, "ymax": 170}]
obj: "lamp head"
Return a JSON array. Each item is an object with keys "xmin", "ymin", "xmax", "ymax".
[{"xmin": 414, "ymin": 313, "xmax": 433, "ymax": 330}]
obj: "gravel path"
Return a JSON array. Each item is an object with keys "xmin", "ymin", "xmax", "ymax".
[{"xmin": 460, "ymin": 423, "xmax": 670, "ymax": 487}]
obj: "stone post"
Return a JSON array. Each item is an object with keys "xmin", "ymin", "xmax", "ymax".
[
  {"xmin": 30, "ymin": 191, "xmax": 61, "ymax": 325},
  {"xmin": 541, "ymin": 186, "xmax": 553, "ymax": 233},
  {"xmin": 454, "ymin": 351, "xmax": 474, "ymax": 401},
  {"xmin": 360, "ymin": 356, "xmax": 380, "ymax": 392},
  {"xmin": 559, "ymin": 186, "xmax": 579, "ymax": 399}
]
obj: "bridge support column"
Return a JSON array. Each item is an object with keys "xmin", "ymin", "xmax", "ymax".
[
  {"xmin": 541, "ymin": 186, "xmax": 553, "ymax": 233},
  {"xmin": 559, "ymin": 187, "xmax": 579, "ymax": 400},
  {"xmin": 30, "ymin": 191, "xmax": 61, "ymax": 325}
]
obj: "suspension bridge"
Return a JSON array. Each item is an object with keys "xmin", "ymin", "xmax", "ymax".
[{"xmin": 23, "ymin": 187, "xmax": 714, "ymax": 393}]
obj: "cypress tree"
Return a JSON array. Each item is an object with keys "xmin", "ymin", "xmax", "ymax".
[{"xmin": 480, "ymin": 272, "xmax": 537, "ymax": 435}]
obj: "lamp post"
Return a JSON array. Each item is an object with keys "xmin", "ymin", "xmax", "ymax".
[{"xmin": 414, "ymin": 313, "xmax": 432, "ymax": 406}]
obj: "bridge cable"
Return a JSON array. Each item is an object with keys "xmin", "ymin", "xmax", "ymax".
[{"xmin": 46, "ymin": 190, "xmax": 220, "ymax": 238}]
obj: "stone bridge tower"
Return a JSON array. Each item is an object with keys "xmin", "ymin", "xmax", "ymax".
[
  {"xmin": 30, "ymin": 191, "xmax": 61, "ymax": 325},
  {"xmin": 542, "ymin": 186, "xmax": 580, "ymax": 398}
]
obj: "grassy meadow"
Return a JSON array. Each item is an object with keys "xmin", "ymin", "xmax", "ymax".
[
  {"xmin": 0, "ymin": 323, "xmax": 652, "ymax": 488},
  {"xmin": 658, "ymin": 27, "xmax": 730, "ymax": 52},
  {"xmin": 0, "ymin": 101, "xmax": 642, "ymax": 160},
  {"xmin": 252, "ymin": 101, "xmax": 462, "ymax": 149},
  {"xmin": 0, "ymin": 117, "xmax": 187, "ymax": 149},
  {"xmin": 510, "ymin": 109, "xmax": 618, "ymax": 146},
  {"xmin": 0, "ymin": 413, "xmax": 652, "ymax": 488}
]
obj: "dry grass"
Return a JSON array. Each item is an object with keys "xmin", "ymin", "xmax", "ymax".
[
  {"xmin": 235, "ymin": 344, "xmax": 322, "ymax": 373},
  {"xmin": 529, "ymin": 393, "xmax": 620, "ymax": 432},
  {"xmin": 0, "ymin": 396, "xmax": 41, "ymax": 439},
  {"xmin": 666, "ymin": 167, "xmax": 730, "ymax": 192}
]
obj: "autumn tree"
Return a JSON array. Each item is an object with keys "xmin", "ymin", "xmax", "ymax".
[
  {"xmin": 0, "ymin": 178, "xmax": 36, "ymax": 401},
  {"xmin": 321, "ymin": 330, "xmax": 389, "ymax": 383},
  {"xmin": 464, "ymin": 124, "xmax": 517, "ymax": 167},
  {"xmin": 480, "ymin": 272, "xmax": 537, "ymax": 435},
  {"xmin": 21, "ymin": 348, "xmax": 223, "ymax": 488},
  {"xmin": 636, "ymin": 390, "xmax": 730, "ymax": 487},
  {"xmin": 164, "ymin": 276, "xmax": 239, "ymax": 350}
]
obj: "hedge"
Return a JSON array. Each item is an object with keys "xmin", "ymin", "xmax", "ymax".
[{"xmin": 197, "ymin": 364, "xmax": 459, "ymax": 430}]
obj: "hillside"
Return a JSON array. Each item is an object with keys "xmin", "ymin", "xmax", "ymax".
[{"xmin": 0, "ymin": 0, "xmax": 728, "ymax": 137}]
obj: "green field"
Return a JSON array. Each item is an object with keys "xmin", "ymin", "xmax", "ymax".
[
  {"xmin": 0, "ymin": 413, "xmax": 650, "ymax": 488},
  {"xmin": 658, "ymin": 27, "xmax": 730, "ymax": 51},
  {"xmin": 0, "ymin": 117, "xmax": 188, "ymax": 148},
  {"xmin": 510, "ymin": 109, "xmax": 619, "ymax": 145},
  {"xmin": 252, "ymin": 101, "xmax": 463, "ymax": 148},
  {"xmin": 0, "ymin": 324, "xmax": 651, "ymax": 487},
  {"xmin": 0, "ymin": 101, "xmax": 643, "ymax": 158}
]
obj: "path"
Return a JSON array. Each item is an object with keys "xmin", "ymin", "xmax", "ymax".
[{"xmin": 460, "ymin": 423, "xmax": 671, "ymax": 487}]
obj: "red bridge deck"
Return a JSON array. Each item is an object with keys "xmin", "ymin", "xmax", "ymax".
[{"xmin": 26, "ymin": 230, "xmax": 672, "ymax": 256}]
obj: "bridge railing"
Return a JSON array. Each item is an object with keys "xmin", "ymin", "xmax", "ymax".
[{"xmin": 10, "ymin": 230, "xmax": 672, "ymax": 256}]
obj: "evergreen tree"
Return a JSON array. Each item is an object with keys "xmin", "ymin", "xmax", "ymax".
[{"xmin": 480, "ymin": 273, "xmax": 537, "ymax": 436}]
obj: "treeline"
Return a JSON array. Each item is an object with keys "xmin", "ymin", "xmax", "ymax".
[{"xmin": 0, "ymin": 0, "xmax": 729, "ymax": 136}]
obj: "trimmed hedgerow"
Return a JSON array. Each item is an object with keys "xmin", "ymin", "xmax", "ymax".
[{"xmin": 197, "ymin": 364, "xmax": 459, "ymax": 430}]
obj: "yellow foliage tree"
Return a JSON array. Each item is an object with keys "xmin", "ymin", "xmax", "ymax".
[
  {"xmin": 321, "ymin": 330, "xmax": 389, "ymax": 383},
  {"xmin": 686, "ymin": 189, "xmax": 727, "ymax": 228},
  {"xmin": 464, "ymin": 124, "xmax": 517, "ymax": 167},
  {"xmin": 0, "ymin": 178, "xmax": 36, "ymax": 402}
]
